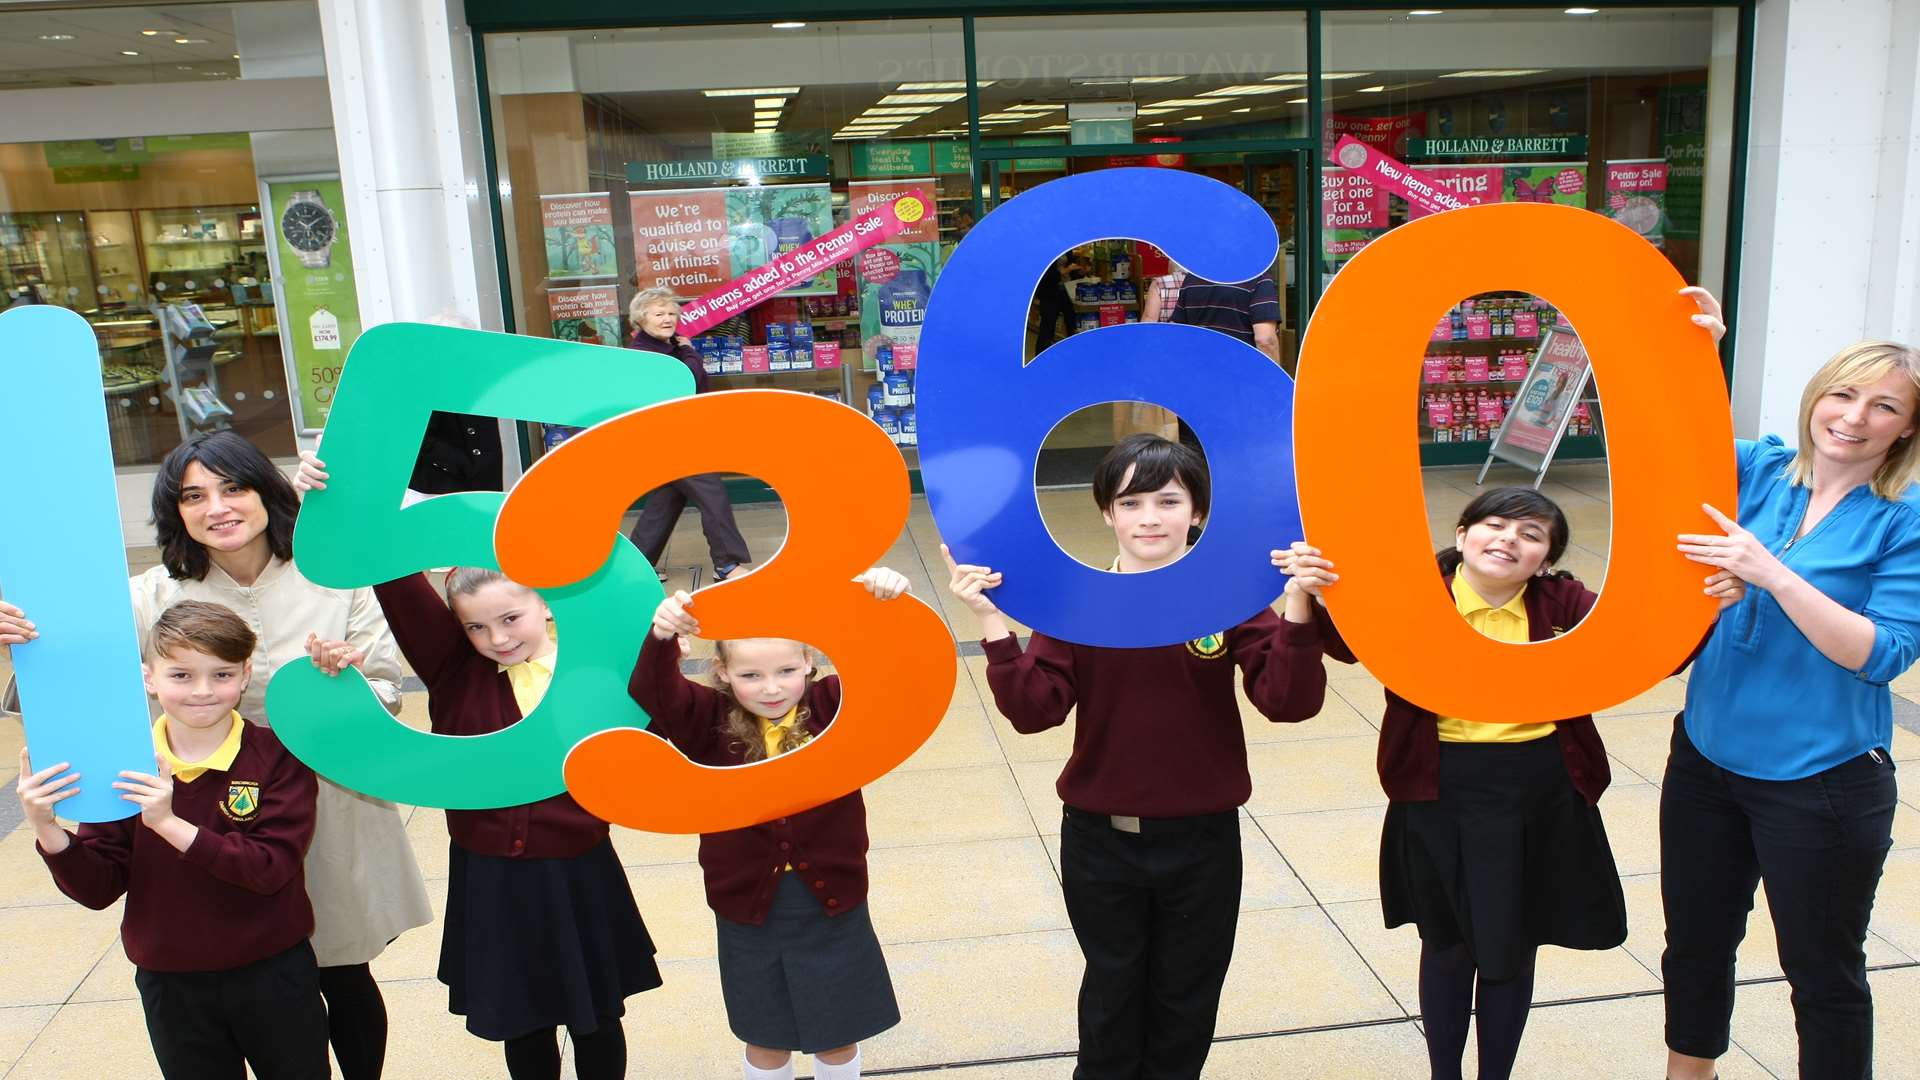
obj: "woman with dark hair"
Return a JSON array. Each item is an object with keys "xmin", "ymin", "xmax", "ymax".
[{"xmin": 1, "ymin": 431, "xmax": 431, "ymax": 1080}]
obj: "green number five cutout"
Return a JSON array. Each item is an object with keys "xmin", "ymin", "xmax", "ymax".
[{"xmin": 265, "ymin": 322, "xmax": 693, "ymax": 808}]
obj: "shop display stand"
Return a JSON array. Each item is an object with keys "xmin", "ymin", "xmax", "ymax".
[{"xmin": 155, "ymin": 300, "xmax": 233, "ymax": 439}]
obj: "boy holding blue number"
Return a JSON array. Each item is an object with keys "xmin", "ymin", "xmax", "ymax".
[
  {"xmin": 15, "ymin": 600, "xmax": 328, "ymax": 1080},
  {"xmin": 943, "ymin": 433, "xmax": 1325, "ymax": 1080}
]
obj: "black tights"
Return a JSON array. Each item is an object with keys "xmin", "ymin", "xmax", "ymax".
[
  {"xmin": 318, "ymin": 963, "xmax": 388, "ymax": 1080},
  {"xmin": 502, "ymin": 1016, "xmax": 627, "ymax": 1080},
  {"xmin": 1418, "ymin": 940, "xmax": 1536, "ymax": 1080}
]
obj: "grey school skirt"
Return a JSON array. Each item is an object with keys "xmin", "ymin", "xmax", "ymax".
[{"xmin": 714, "ymin": 873, "xmax": 900, "ymax": 1052}]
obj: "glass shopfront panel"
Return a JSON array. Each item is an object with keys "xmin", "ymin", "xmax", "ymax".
[{"xmin": 1319, "ymin": 7, "xmax": 1738, "ymax": 458}]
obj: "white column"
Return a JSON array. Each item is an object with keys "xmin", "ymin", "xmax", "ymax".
[
  {"xmin": 1730, "ymin": 0, "xmax": 1920, "ymax": 443},
  {"xmin": 313, "ymin": 0, "xmax": 501, "ymax": 331}
]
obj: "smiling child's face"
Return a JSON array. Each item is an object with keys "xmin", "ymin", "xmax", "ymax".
[
  {"xmin": 1102, "ymin": 465, "xmax": 1201, "ymax": 571},
  {"xmin": 714, "ymin": 639, "xmax": 813, "ymax": 721}
]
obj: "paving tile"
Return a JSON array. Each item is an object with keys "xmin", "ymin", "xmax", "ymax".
[
  {"xmin": 0, "ymin": 830, "xmax": 78, "ymax": 910},
  {"xmin": 895, "ymin": 702, "xmax": 1007, "ymax": 773},
  {"xmin": 1216, "ymin": 905, "xmax": 1405, "ymax": 1036},
  {"xmin": 1244, "ymin": 684, "xmax": 1378, "ymax": 743},
  {"xmin": 1595, "ymin": 675, "xmax": 1690, "ymax": 718},
  {"xmin": 0, "ymin": 902, "xmax": 122, "ymax": 1008},
  {"xmin": 0, "ymin": 1004, "xmax": 58, "ymax": 1075},
  {"xmin": 378, "ymin": 977, "xmax": 518, "ymax": 1079},
  {"xmin": 370, "ymin": 877, "xmax": 448, "ymax": 983},
  {"xmin": 863, "ymin": 764, "xmax": 1035, "ymax": 849},
  {"xmin": 404, "ymin": 806, "xmax": 452, "ymax": 880},
  {"xmin": 1493, "ymin": 992, "xmax": 1775, "ymax": 1080},
  {"xmin": 610, "ymin": 823, "xmax": 702, "ymax": 867},
  {"xmin": 859, "ymin": 930, "xmax": 1084, "ymax": 1071},
  {"xmin": 1008, "ymin": 758, "xmax": 1067, "ymax": 835},
  {"xmin": 1199, "ymin": 1020, "xmax": 1438, "ymax": 1079},
  {"xmin": 1728, "ymin": 965, "xmax": 1920, "ymax": 1079},
  {"xmin": 6, "ymin": 998, "xmax": 163, "ymax": 1080},
  {"xmin": 624, "ymin": 860, "xmax": 721, "ymax": 963},
  {"xmin": 1243, "ymin": 736, "xmax": 1387, "ymax": 817},
  {"xmin": 1253, "ymin": 807, "xmax": 1385, "ymax": 904},
  {"xmin": 1598, "ymin": 711, "xmax": 1679, "ymax": 785},
  {"xmin": 868, "ymin": 836, "xmax": 1069, "ymax": 945},
  {"xmin": 1595, "ymin": 782, "xmax": 1662, "ymax": 877}
]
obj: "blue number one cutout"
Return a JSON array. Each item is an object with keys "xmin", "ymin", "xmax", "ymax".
[
  {"xmin": 0, "ymin": 306, "xmax": 154, "ymax": 822},
  {"xmin": 916, "ymin": 168, "xmax": 1301, "ymax": 647}
]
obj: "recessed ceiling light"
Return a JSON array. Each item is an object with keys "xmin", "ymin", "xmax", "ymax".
[
  {"xmin": 176, "ymin": 64, "xmax": 193, "ymax": 71},
  {"xmin": 753, "ymin": 97, "xmax": 786, "ymax": 108},
  {"xmin": 38, "ymin": 34, "xmax": 75, "ymax": 41},
  {"xmin": 120, "ymin": 50, "xmax": 140, "ymax": 56},
  {"xmin": 1439, "ymin": 69, "xmax": 1549, "ymax": 78},
  {"xmin": 702, "ymin": 86, "xmax": 800, "ymax": 97},
  {"xmin": 1149, "ymin": 98, "xmax": 1222, "ymax": 108},
  {"xmin": 231, "ymin": 53, "xmax": 240, "ymax": 59},
  {"xmin": 754, "ymin": 111, "xmax": 782, "ymax": 120},
  {"xmin": 860, "ymin": 105, "xmax": 940, "ymax": 115},
  {"xmin": 1231, "ymin": 107, "xmax": 1252, "ymax": 113},
  {"xmin": 1028, "ymin": 125, "xmax": 1072, "ymax": 132},
  {"xmin": 1286, "ymin": 97, "xmax": 1310, "ymax": 104},
  {"xmin": 1006, "ymin": 104, "xmax": 1065, "ymax": 112},
  {"xmin": 1183, "ymin": 115, "xmax": 1204, "ymax": 121},
  {"xmin": 174, "ymin": 38, "xmax": 210, "ymax": 44},
  {"xmin": 1134, "ymin": 108, "xmax": 1178, "ymax": 116},
  {"xmin": 141, "ymin": 29, "xmax": 170, "ymax": 36},
  {"xmin": 1147, "ymin": 122, "xmax": 1166, "ymax": 127},
  {"xmin": 896, "ymin": 81, "xmax": 991, "ymax": 90},
  {"xmin": 1565, "ymin": 6, "xmax": 1599, "ymax": 11},
  {"xmin": 1200, "ymin": 84, "xmax": 1291, "ymax": 97},
  {"xmin": 770, "ymin": 21, "xmax": 805, "ymax": 29},
  {"xmin": 1410, "ymin": 9, "xmax": 1445, "ymax": 14},
  {"xmin": 1130, "ymin": 76, "xmax": 1186, "ymax": 84},
  {"xmin": 1358, "ymin": 85, "xmax": 1386, "ymax": 93},
  {"xmin": 879, "ymin": 92, "xmax": 966, "ymax": 104}
]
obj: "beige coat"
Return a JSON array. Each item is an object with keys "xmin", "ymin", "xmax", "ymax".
[{"xmin": 128, "ymin": 559, "xmax": 433, "ymax": 967}]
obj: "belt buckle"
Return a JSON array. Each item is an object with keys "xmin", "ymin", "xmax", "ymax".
[{"xmin": 1110, "ymin": 815, "xmax": 1142, "ymax": 834}]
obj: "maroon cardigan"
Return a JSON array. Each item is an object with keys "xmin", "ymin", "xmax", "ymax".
[
  {"xmin": 629, "ymin": 634, "xmax": 869, "ymax": 925},
  {"xmin": 1313, "ymin": 568, "xmax": 1613, "ymax": 805},
  {"xmin": 374, "ymin": 573, "xmax": 608, "ymax": 858},
  {"xmin": 983, "ymin": 609, "xmax": 1326, "ymax": 817},
  {"xmin": 40, "ymin": 721, "xmax": 318, "ymax": 972}
]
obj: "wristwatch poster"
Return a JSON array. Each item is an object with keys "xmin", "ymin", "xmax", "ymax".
[
  {"xmin": 281, "ymin": 189, "xmax": 338, "ymax": 269},
  {"xmin": 265, "ymin": 177, "xmax": 361, "ymax": 432}
]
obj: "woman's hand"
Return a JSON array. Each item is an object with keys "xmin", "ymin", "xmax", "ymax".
[
  {"xmin": 652, "ymin": 590, "xmax": 700, "ymax": 641},
  {"xmin": 855, "ymin": 567, "xmax": 910, "ymax": 601},
  {"xmin": 1704, "ymin": 569, "xmax": 1746, "ymax": 611},
  {"xmin": 1272, "ymin": 542, "xmax": 1338, "ymax": 599},
  {"xmin": 940, "ymin": 545, "xmax": 1003, "ymax": 616},
  {"xmin": 1679, "ymin": 504, "xmax": 1789, "ymax": 592},
  {"xmin": 1680, "ymin": 286, "xmax": 1726, "ymax": 344},
  {"xmin": 292, "ymin": 450, "xmax": 329, "ymax": 494},
  {"xmin": 304, "ymin": 631, "xmax": 365, "ymax": 676},
  {"xmin": 0, "ymin": 599, "xmax": 36, "ymax": 661},
  {"xmin": 16, "ymin": 746, "xmax": 79, "ymax": 832}
]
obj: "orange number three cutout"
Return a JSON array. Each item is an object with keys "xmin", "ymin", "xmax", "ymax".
[
  {"xmin": 1295, "ymin": 203, "xmax": 1735, "ymax": 723},
  {"xmin": 497, "ymin": 390, "xmax": 957, "ymax": 833}
]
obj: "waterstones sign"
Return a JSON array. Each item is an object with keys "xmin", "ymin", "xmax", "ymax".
[
  {"xmin": 1410, "ymin": 136, "xmax": 1587, "ymax": 158},
  {"xmin": 628, "ymin": 156, "xmax": 830, "ymax": 183}
]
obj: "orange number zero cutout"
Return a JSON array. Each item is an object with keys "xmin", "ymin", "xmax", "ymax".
[
  {"xmin": 1294, "ymin": 202, "xmax": 1735, "ymax": 723},
  {"xmin": 496, "ymin": 389, "xmax": 958, "ymax": 833}
]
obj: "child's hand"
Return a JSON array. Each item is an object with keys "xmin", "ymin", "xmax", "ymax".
[
  {"xmin": 652, "ymin": 590, "xmax": 700, "ymax": 641},
  {"xmin": 0, "ymin": 599, "xmax": 36, "ymax": 661},
  {"xmin": 940, "ymin": 545, "xmax": 1003, "ymax": 616},
  {"xmin": 16, "ymin": 746, "xmax": 80, "ymax": 830},
  {"xmin": 1679, "ymin": 286, "xmax": 1726, "ymax": 344},
  {"xmin": 1704, "ymin": 568, "xmax": 1746, "ymax": 610},
  {"xmin": 856, "ymin": 567, "xmax": 910, "ymax": 601},
  {"xmin": 115, "ymin": 754, "xmax": 177, "ymax": 831},
  {"xmin": 1273, "ymin": 542, "xmax": 1338, "ymax": 598},
  {"xmin": 292, "ymin": 450, "xmax": 329, "ymax": 494},
  {"xmin": 304, "ymin": 631, "xmax": 365, "ymax": 676}
]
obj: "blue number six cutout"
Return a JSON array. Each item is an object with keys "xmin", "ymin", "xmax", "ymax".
[{"xmin": 917, "ymin": 168, "xmax": 1301, "ymax": 648}]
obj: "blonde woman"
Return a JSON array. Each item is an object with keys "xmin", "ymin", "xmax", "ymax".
[{"xmin": 1666, "ymin": 298, "xmax": 1918, "ymax": 1080}]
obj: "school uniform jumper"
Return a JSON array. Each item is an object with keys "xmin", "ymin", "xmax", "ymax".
[
  {"xmin": 629, "ymin": 633, "xmax": 899, "ymax": 1052},
  {"xmin": 983, "ymin": 609, "xmax": 1326, "ymax": 1080},
  {"xmin": 1314, "ymin": 567, "xmax": 1627, "ymax": 982},
  {"xmin": 374, "ymin": 573, "xmax": 662, "ymax": 1042},
  {"xmin": 39, "ymin": 718, "xmax": 329, "ymax": 1080},
  {"xmin": 1664, "ymin": 436, "xmax": 1920, "ymax": 1078}
]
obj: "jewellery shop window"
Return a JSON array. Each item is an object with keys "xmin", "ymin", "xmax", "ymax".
[
  {"xmin": 0, "ymin": 134, "xmax": 312, "ymax": 466},
  {"xmin": 1319, "ymin": 7, "xmax": 1736, "ymax": 457},
  {"xmin": 483, "ymin": 19, "xmax": 968, "ymax": 464}
]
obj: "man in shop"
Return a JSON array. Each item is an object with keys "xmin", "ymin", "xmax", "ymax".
[
  {"xmin": 1033, "ymin": 248, "xmax": 1091, "ymax": 352},
  {"xmin": 1170, "ymin": 273, "xmax": 1281, "ymax": 363}
]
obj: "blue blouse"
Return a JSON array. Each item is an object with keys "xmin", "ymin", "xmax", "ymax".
[{"xmin": 1685, "ymin": 436, "xmax": 1920, "ymax": 780}]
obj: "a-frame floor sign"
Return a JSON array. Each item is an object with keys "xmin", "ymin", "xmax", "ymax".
[{"xmin": 1477, "ymin": 326, "xmax": 1594, "ymax": 489}]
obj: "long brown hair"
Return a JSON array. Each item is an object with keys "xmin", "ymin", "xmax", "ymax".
[{"xmin": 711, "ymin": 638, "xmax": 817, "ymax": 763}]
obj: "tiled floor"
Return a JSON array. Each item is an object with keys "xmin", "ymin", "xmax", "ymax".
[{"xmin": 5, "ymin": 461, "xmax": 1920, "ymax": 1078}]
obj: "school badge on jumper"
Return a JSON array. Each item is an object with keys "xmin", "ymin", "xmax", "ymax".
[
  {"xmin": 223, "ymin": 781, "xmax": 261, "ymax": 822},
  {"xmin": 1186, "ymin": 633, "xmax": 1228, "ymax": 659}
]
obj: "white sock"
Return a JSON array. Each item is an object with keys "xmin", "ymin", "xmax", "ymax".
[
  {"xmin": 813, "ymin": 1047, "xmax": 861, "ymax": 1080},
  {"xmin": 742, "ymin": 1049, "xmax": 794, "ymax": 1080}
]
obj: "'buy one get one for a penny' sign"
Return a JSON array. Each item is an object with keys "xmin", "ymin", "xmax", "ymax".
[{"xmin": 0, "ymin": 167, "xmax": 1732, "ymax": 827}]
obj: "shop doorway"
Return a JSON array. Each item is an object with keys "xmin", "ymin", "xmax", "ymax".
[{"xmin": 974, "ymin": 141, "xmax": 1312, "ymax": 486}]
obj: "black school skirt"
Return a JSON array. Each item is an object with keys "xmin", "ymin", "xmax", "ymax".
[
  {"xmin": 439, "ymin": 838, "xmax": 663, "ymax": 1041},
  {"xmin": 1380, "ymin": 735, "xmax": 1627, "ymax": 980},
  {"xmin": 714, "ymin": 873, "xmax": 900, "ymax": 1052}
]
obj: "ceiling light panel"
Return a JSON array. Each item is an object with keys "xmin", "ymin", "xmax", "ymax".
[
  {"xmin": 879, "ymin": 92, "xmax": 966, "ymax": 104},
  {"xmin": 1200, "ymin": 84, "xmax": 1292, "ymax": 97},
  {"xmin": 1439, "ymin": 69, "xmax": 1549, "ymax": 77},
  {"xmin": 1149, "ymin": 98, "xmax": 1224, "ymax": 107},
  {"xmin": 703, "ymin": 86, "xmax": 800, "ymax": 97}
]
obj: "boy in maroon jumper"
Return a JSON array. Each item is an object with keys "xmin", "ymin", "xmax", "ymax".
[
  {"xmin": 16, "ymin": 600, "xmax": 326, "ymax": 1080},
  {"xmin": 944, "ymin": 434, "xmax": 1325, "ymax": 1080}
]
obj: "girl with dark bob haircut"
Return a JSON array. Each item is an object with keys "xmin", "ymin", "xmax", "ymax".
[{"xmin": 152, "ymin": 432, "xmax": 302, "ymax": 581}]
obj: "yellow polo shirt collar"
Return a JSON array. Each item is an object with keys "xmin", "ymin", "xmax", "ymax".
[
  {"xmin": 1436, "ymin": 575, "xmax": 1557, "ymax": 743},
  {"xmin": 502, "ymin": 644, "xmax": 558, "ymax": 717},
  {"xmin": 153, "ymin": 712, "xmax": 244, "ymax": 783}
]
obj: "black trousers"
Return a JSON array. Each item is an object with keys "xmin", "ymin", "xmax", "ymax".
[
  {"xmin": 1059, "ymin": 805, "xmax": 1242, "ymax": 1080},
  {"xmin": 1034, "ymin": 289, "xmax": 1072, "ymax": 350},
  {"xmin": 1660, "ymin": 716, "xmax": 1896, "ymax": 1079},
  {"xmin": 627, "ymin": 473, "xmax": 751, "ymax": 571},
  {"xmin": 135, "ymin": 940, "xmax": 331, "ymax": 1080}
]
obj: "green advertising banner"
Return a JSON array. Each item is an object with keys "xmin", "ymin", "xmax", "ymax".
[
  {"xmin": 1661, "ymin": 85, "xmax": 1707, "ymax": 241},
  {"xmin": 933, "ymin": 141, "xmax": 971, "ymax": 174},
  {"xmin": 266, "ymin": 178, "xmax": 360, "ymax": 431},
  {"xmin": 710, "ymin": 130, "xmax": 829, "ymax": 158},
  {"xmin": 1408, "ymin": 135, "xmax": 1588, "ymax": 158},
  {"xmin": 44, "ymin": 133, "xmax": 251, "ymax": 167},
  {"xmin": 852, "ymin": 141, "xmax": 934, "ymax": 177}
]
